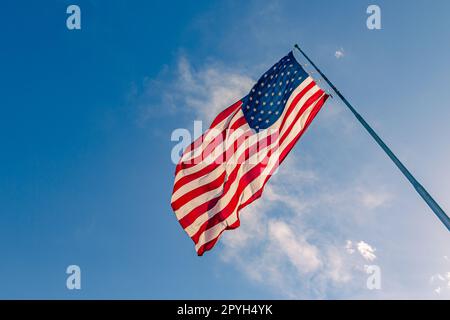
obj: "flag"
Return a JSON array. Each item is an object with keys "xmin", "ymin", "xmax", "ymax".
[{"xmin": 171, "ymin": 51, "xmax": 329, "ymax": 255}]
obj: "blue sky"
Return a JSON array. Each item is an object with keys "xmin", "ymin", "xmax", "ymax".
[{"xmin": 1, "ymin": 0, "xmax": 450, "ymax": 299}]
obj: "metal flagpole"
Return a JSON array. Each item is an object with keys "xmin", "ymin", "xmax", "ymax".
[{"xmin": 294, "ymin": 44, "xmax": 450, "ymax": 232}]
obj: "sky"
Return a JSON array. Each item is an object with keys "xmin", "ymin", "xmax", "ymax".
[{"xmin": 0, "ymin": 0, "xmax": 450, "ymax": 299}]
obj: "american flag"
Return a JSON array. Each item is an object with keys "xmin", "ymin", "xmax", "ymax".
[{"xmin": 171, "ymin": 51, "xmax": 329, "ymax": 255}]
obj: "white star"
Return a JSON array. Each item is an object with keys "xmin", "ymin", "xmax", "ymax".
[
  {"xmin": 275, "ymin": 111, "xmax": 279, "ymax": 115},
  {"xmin": 255, "ymin": 125, "xmax": 259, "ymax": 129},
  {"xmin": 278, "ymin": 92, "xmax": 282, "ymax": 96},
  {"xmin": 266, "ymin": 120, "xmax": 269, "ymax": 123},
  {"xmin": 268, "ymin": 111, "xmax": 272, "ymax": 114},
  {"xmin": 277, "ymin": 101, "xmax": 280, "ymax": 105},
  {"xmin": 260, "ymin": 110, "xmax": 264, "ymax": 114},
  {"xmin": 247, "ymin": 106, "xmax": 250, "ymax": 109},
  {"xmin": 271, "ymin": 92, "xmax": 274, "ymax": 96},
  {"xmin": 253, "ymin": 108, "xmax": 257, "ymax": 111},
  {"xmin": 270, "ymin": 102, "xmax": 273, "ymax": 106},
  {"xmin": 261, "ymin": 82, "xmax": 264, "ymax": 86},
  {"xmin": 258, "ymin": 91, "xmax": 261, "ymax": 95},
  {"xmin": 251, "ymin": 116, "xmax": 254, "ymax": 120},
  {"xmin": 263, "ymin": 102, "xmax": 266, "ymax": 105},
  {"xmin": 249, "ymin": 97, "xmax": 252, "ymax": 101},
  {"xmin": 264, "ymin": 74, "xmax": 267, "ymax": 78}
]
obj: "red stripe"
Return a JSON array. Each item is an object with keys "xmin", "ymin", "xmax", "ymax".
[{"xmin": 171, "ymin": 170, "xmax": 227, "ymax": 211}]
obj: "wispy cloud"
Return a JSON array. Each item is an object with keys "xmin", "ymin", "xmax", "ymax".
[
  {"xmin": 174, "ymin": 56, "xmax": 254, "ymax": 123},
  {"xmin": 151, "ymin": 55, "xmax": 396, "ymax": 298},
  {"xmin": 269, "ymin": 220, "xmax": 322, "ymax": 273},
  {"xmin": 133, "ymin": 55, "xmax": 254, "ymax": 125},
  {"xmin": 220, "ymin": 153, "xmax": 389, "ymax": 298}
]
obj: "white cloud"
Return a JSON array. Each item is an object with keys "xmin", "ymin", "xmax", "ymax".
[
  {"xmin": 356, "ymin": 241, "xmax": 377, "ymax": 262},
  {"xmin": 359, "ymin": 190, "xmax": 391, "ymax": 210},
  {"xmin": 346, "ymin": 240, "xmax": 377, "ymax": 262},
  {"xmin": 334, "ymin": 48, "xmax": 345, "ymax": 59}
]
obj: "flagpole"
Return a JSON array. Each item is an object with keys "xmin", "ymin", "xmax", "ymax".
[{"xmin": 294, "ymin": 44, "xmax": 450, "ymax": 232}]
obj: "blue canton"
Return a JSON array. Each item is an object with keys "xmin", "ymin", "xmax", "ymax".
[{"xmin": 241, "ymin": 51, "xmax": 309, "ymax": 132}]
